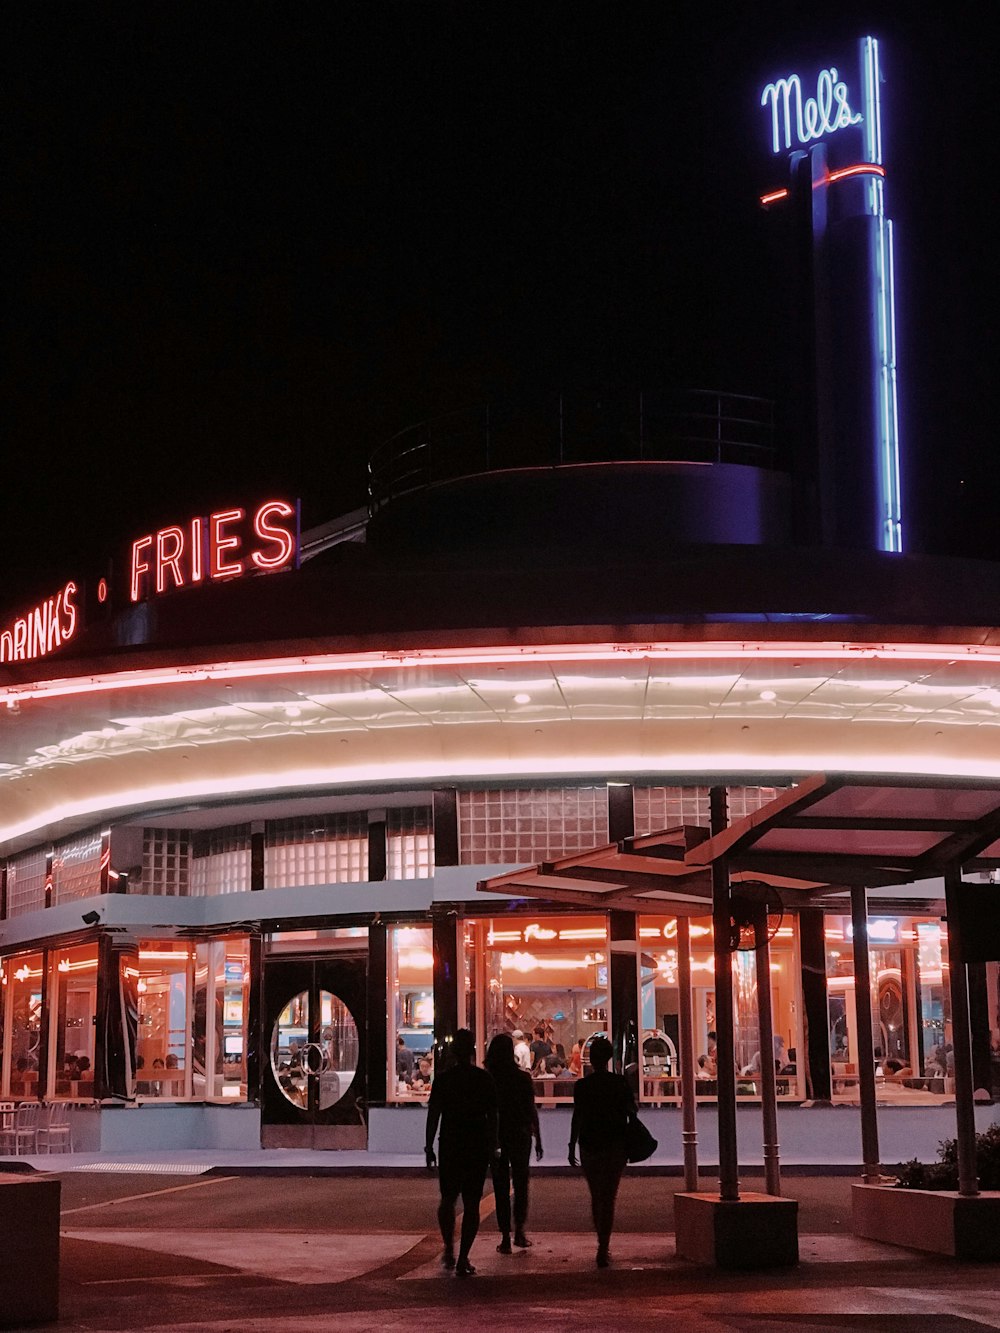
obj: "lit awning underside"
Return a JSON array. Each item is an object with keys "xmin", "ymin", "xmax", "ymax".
[{"xmin": 479, "ymin": 825, "xmax": 836, "ymax": 915}]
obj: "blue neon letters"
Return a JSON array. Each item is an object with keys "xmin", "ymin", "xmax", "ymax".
[{"xmin": 760, "ymin": 68, "xmax": 862, "ymax": 154}]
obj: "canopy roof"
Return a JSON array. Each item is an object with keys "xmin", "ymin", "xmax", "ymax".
[
  {"xmin": 479, "ymin": 773, "xmax": 1000, "ymax": 912},
  {"xmin": 684, "ymin": 773, "xmax": 1000, "ymax": 885},
  {"xmin": 479, "ymin": 825, "xmax": 834, "ymax": 915}
]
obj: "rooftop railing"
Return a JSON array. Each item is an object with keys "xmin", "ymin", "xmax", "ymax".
[{"xmin": 368, "ymin": 388, "xmax": 777, "ymax": 514}]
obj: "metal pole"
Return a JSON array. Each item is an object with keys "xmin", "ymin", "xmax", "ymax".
[
  {"xmin": 944, "ymin": 866, "xmax": 980, "ymax": 1198},
  {"xmin": 850, "ymin": 884, "xmax": 881, "ymax": 1183},
  {"xmin": 677, "ymin": 915, "xmax": 699, "ymax": 1192},
  {"xmin": 755, "ymin": 916, "xmax": 781, "ymax": 1196},
  {"xmin": 710, "ymin": 786, "xmax": 739, "ymax": 1201}
]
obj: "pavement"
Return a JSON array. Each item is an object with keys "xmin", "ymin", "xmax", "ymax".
[{"xmin": 4, "ymin": 1154, "xmax": 1000, "ymax": 1330}]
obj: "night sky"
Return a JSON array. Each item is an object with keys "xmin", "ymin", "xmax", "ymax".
[{"xmin": 3, "ymin": 4, "xmax": 994, "ymax": 610}]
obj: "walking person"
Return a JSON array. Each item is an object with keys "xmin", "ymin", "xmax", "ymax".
[
  {"xmin": 425, "ymin": 1028, "xmax": 498, "ymax": 1277},
  {"xmin": 485, "ymin": 1032, "xmax": 543, "ymax": 1254},
  {"xmin": 567, "ymin": 1034, "xmax": 636, "ymax": 1267}
]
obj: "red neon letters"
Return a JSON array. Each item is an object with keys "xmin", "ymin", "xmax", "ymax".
[
  {"xmin": 130, "ymin": 500, "xmax": 297, "ymax": 603},
  {"xmin": 0, "ymin": 581, "xmax": 79, "ymax": 664}
]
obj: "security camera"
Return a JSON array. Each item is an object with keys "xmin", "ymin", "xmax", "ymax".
[{"xmin": 81, "ymin": 910, "xmax": 101, "ymax": 926}]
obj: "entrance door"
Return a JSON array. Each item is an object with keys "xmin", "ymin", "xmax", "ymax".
[{"xmin": 262, "ymin": 956, "xmax": 367, "ymax": 1149}]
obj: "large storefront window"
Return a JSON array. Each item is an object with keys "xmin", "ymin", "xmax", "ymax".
[
  {"xmin": 193, "ymin": 938, "xmax": 250, "ymax": 1100},
  {"xmin": 129, "ymin": 937, "xmax": 251, "ymax": 1100},
  {"xmin": 1, "ymin": 951, "xmax": 44, "ymax": 1098},
  {"xmin": 388, "ymin": 926, "xmax": 434, "ymax": 1101},
  {"xmin": 48, "ymin": 944, "xmax": 98, "ymax": 1098},
  {"xmin": 638, "ymin": 916, "xmax": 803, "ymax": 1103},
  {"xmin": 464, "ymin": 915, "xmax": 610, "ymax": 1103},
  {"xmin": 133, "ymin": 942, "xmax": 193, "ymax": 1098},
  {"xmin": 825, "ymin": 913, "xmax": 951, "ymax": 1102}
]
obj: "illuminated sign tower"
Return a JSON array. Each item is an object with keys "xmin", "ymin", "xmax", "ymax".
[{"xmin": 760, "ymin": 37, "xmax": 902, "ymax": 554}]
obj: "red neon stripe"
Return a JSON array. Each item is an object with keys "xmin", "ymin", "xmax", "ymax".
[
  {"xmin": 760, "ymin": 188, "xmax": 789, "ymax": 207},
  {"xmin": 828, "ymin": 162, "xmax": 886, "ymax": 183}
]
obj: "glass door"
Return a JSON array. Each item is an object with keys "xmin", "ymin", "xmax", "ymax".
[{"xmin": 261, "ymin": 955, "xmax": 367, "ymax": 1149}]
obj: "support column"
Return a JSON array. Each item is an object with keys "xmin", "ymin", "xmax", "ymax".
[
  {"xmin": 246, "ymin": 932, "xmax": 264, "ymax": 1106},
  {"xmin": 432, "ymin": 789, "xmax": 459, "ymax": 867},
  {"xmin": 710, "ymin": 786, "xmax": 739, "ymax": 1202},
  {"xmin": 609, "ymin": 910, "xmax": 639, "ymax": 1099},
  {"xmin": 367, "ymin": 920, "xmax": 388, "ymax": 1104},
  {"xmin": 432, "ymin": 910, "xmax": 460, "ymax": 1070},
  {"xmin": 367, "ymin": 811, "xmax": 387, "ymax": 883},
  {"xmin": 250, "ymin": 821, "xmax": 265, "ymax": 892},
  {"xmin": 677, "ymin": 916, "xmax": 700, "ymax": 1192},
  {"xmin": 798, "ymin": 907, "xmax": 832, "ymax": 1101},
  {"xmin": 967, "ymin": 960, "xmax": 992, "ymax": 1097},
  {"xmin": 944, "ymin": 867, "xmax": 980, "ymax": 1197},
  {"xmin": 850, "ymin": 884, "xmax": 881, "ymax": 1183},
  {"xmin": 755, "ymin": 916, "xmax": 781, "ymax": 1195}
]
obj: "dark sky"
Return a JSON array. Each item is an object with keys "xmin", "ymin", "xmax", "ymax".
[{"xmin": 3, "ymin": 3, "xmax": 995, "ymax": 608}]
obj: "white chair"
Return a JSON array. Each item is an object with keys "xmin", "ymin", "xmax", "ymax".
[
  {"xmin": 6, "ymin": 1101, "xmax": 41, "ymax": 1156},
  {"xmin": 0, "ymin": 1101, "xmax": 15, "ymax": 1153},
  {"xmin": 37, "ymin": 1102, "xmax": 73, "ymax": 1154}
]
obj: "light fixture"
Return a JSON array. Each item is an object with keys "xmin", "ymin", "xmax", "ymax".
[
  {"xmin": 81, "ymin": 910, "xmax": 101, "ymax": 926},
  {"xmin": 759, "ymin": 689, "xmax": 777, "ymax": 701},
  {"xmin": 514, "ymin": 693, "xmax": 531, "ymax": 704}
]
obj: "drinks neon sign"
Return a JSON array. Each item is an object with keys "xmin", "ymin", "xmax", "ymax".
[
  {"xmin": 760, "ymin": 67, "xmax": 862, "ymax": 154},
  {"xmin": 0, "ymin": 581, "xmax": 79, "ymax": 664},
  {"xmin": 0, "ymin": 498, "xmax": 299, "ymax": 666}
]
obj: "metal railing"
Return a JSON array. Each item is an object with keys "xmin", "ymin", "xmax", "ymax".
[{"xmin": 368, "ymin": 388, "xmax": 777, "ymax": 514}]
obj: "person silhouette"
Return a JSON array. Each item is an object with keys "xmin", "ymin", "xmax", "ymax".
[
  {"xmin": 425, "ymin": 1029, "xmax": 498, "ymax": 1277},
  {"xmin": 568, "ymin": 1034, "xmax": 636, "ymax": 1267},
  {"xmin": 485, "ymin": 1032, "xmax": 542, "ymax": 1254}
]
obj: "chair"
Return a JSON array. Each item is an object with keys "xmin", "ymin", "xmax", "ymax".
[
  {"xmin": 37, "ymin": 1102, "xmax": 73, "ymax": 1154},
  {"xmin": 0, "ymin": 1101, "xmax": 15, "ymax": 1149},
  {"xmin": 4, "ymin": 1101, "xmax": 41, "ymax": 1156}
]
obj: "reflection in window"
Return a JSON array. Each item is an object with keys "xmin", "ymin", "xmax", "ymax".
[
  {"xmin": 133, "ymin": 942, "xmax": 192, "ymax": 1098},
  {"xmin": 465, "ymin": 916, "xmax": 609, "ymax": 1103},
  {"xmin": 388, "ymin": 926, "xmax": 434, "ymax": 1102},
  {"xmin": 1, "ymin": 952, "xmax": 43, "ymax": 1098},
  {"xmin": 637, "ymin": 915, "xmax": 803, "ymax": 1103},
  {"xmin": 49, "ymin": 945, "xmax": 98, "ymax": 1098}
]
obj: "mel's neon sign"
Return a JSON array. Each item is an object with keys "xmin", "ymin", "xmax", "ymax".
[
  {"xmin": 760, "ymin": 67, "xmax": 862, "ymax": 154},
  {"xmin": 0, "ymin": 497, "xmax": 299, "ymax": 666}
]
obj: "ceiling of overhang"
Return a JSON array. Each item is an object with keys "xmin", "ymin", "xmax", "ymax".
[{"xmin": 5, "ymin": 642, "xmax": 1000, "ymax": 852}]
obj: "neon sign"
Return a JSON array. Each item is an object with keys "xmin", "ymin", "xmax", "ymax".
[
  {"xmin": 760, "ymin": 68, "xmax": 862, "ymax": 154},
  {"xmin": 0, "ymin": 581, "xmax": 79, "ymax": 665},
  {"xmin": 129, "ymin": 499, "xmax": 298, "ymax": 603}
]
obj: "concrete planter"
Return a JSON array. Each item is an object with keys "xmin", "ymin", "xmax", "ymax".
[
  {"xmin": 852, "ymin": 1182, "xmax": 1000, "ymax": 1260},
  {"xmin": 674, "ymin": 1191, "xmax": 798, "ymax": 1269},
  {"xmin": 0, "ymin": 1173, "xmax": 60, "ymax": 1326}
]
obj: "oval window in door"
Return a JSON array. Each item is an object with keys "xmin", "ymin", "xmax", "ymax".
[
  {"xmin": 271, "ymin": 990, "xmax": 310, "ymax": 1109},
  {"xmin": 318, "ymin": 991, "xmax": 359, "ymax": 1110}
]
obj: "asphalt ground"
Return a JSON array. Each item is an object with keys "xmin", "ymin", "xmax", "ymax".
[{"xmin": 13, "ymin": 1171, "xmax": 1000, "ymax": 1331}]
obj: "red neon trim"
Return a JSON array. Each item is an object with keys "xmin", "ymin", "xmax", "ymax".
[
  {"xmin": 190, "ymin": 517, "xmax": 204, "ymax": 584},
  {"xmin": 760, "ymin": 188, "xmax": 789, "ymax": 207},
  {"xmin": 7, "ymin": 640, "xmax": 1000, "ymax": 706},
  {"xmin": 827, "ymin": 162, "xmax": 886, "ymax": 184}
]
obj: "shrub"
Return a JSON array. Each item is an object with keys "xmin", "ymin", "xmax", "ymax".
[{"xmin": 893, "ymin": 1121, "xmax": 1000, "ymax": 1189}]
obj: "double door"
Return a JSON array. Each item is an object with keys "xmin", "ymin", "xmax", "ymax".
[{"xmin": 261, "ymin": 955, "xmax": 367, "ymax": 1149}]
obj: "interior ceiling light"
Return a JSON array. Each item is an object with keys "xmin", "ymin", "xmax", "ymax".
[{"xmin": 514, "ymin": 693, "xmax": 532, "ymax": 704}]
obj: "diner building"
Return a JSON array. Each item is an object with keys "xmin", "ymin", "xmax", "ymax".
[{"xmin": 2, "ymin": 392, "xmax": 1000, "ymax": 1162}]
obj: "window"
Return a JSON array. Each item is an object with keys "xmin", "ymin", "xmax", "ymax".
[
  {"xmin": 637, "ymin": 914, "xmax": 803, "ymax": 1103},
  {"xmin": 633, "ymin": 785, "xmax": 783, "ymax": 835},
  {"xmin": 388, "ymin": 926, "xmax": 434, "ymax": 1102},
  {"xmin": 142, "ymin": 829, "xmax": 191, "ymax": 896},
  {"xmin": 464, "ymin": 915, "xmax": 610, "ymax": 1103},
  {"xmin": 51, "ymin": 831, "xmax": 103, "ymax": 905},
  {"xmin": 387, "ymin": 807, "xmax": 433, "ymax": 879},
  {"xmin": 458, "ymin": 787, "xmax": 609, "ymax": 865},
  {"xmin": 5, "ymin": 848, "xmax": 47, "ymax": 917},
  {"xmin": 265, "ymin": 814, "xmax": 368, "ymax": 886},
  {"xmin": 825, "ymin": 913, "xmax": 951, "ymax": 1103},
  {"xmin": 1, "ymin": 951, "xmax": 44, "ymax": 1099},
  {"xmin": 48, "ymin": 944, "xmax": 98, "ymax": 1098},
  {"xmin": 191, "ymin": 825, "xmax": 251, "ymax": 896},
  {"xmin": 192, "ymin": 938, "xmax": 250, "ymax": 1100},
  {"xmin": 131, "ymin": 941, "xmax": 194, "ymax": 1098}
]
